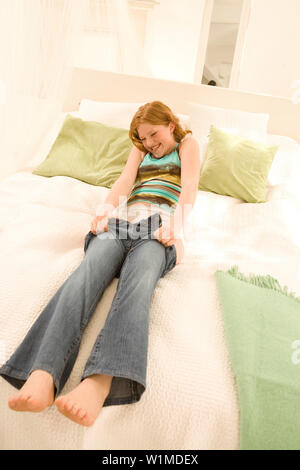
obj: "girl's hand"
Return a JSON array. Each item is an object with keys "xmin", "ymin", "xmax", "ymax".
[
  {"xmin": 153, "ymin": 221, "xmax": 175, "ymax": 247},
  {"xmin": 153, "ymin": 221, "xmax": 184, "ymax": 264},
  {"xmin": 153, "ymin": 217, "xmax": 183, "ymax": 247},
  {"xmin": 173, "ymin": 238, "xmax": 184, "ymax": 265},
  {"xmin": 153, "ymin": 234, "xmax": 184, "ymax": 265},
  {"xmin": 90, "ymin": 214, "xmax": 109, "ymax": 235}
]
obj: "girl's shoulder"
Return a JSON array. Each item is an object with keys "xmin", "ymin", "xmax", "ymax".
[
  {"xmin": 139, "ymin": 150, "xmax": 147, "ymax": 164},
  {"xmin": 178, "ymin": 134, "xmax": 197, "ymax": 158}
]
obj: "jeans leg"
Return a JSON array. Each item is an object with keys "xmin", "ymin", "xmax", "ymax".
[
  {"xmin": 82, "ymin": 222, "xmax": 167, "ymax": 406},
  {"xmin": 0, "ymin": 230, "xmax": 126, "ymax": 397}
]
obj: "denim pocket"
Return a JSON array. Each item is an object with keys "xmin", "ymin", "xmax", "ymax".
[
  {"xmin": 84, "ymin": 231, "xmax": 96, "ymax": 253},
  {"xmin": 161, "ymin": 244, "xmax": 177, "ymax": 278}
]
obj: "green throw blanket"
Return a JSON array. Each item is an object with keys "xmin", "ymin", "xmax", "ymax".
[{"xmin": 216, "ymin": 265, "xmax": 300, "ymax": 450}]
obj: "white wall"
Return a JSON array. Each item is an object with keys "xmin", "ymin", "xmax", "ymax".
[
  {"xmin": 70, "ymin": 0, "xmax": 300, "ymax": 99},
  {"xmin": 236, "ymin": 0, "xmax": 300, "ymax": 98},
  {"xmin": 71, "ymin": 32, "xmax": 120, "ymax": 72},
  {"xmin": 72, "ymin": 0, "xmax": 205, "ymax": 82},
  {"xmin": 71, "ymin": 2, "xmax": 153, "ymax": 76},
  {"xmin": 144, "ymin": 0, "xmax": 205, "ymax": 83}
]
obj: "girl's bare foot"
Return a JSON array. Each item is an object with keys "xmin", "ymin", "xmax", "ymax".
[
  {"xmin": 8, "ymin": 369, "xmax": 55, "ymax": 412},
  {"xmin": 55, "ymin": 374, "xmax": 113, "ymax": 427}
]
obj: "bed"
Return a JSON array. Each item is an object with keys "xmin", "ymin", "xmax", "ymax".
[{"xmin": 0, "ymin": 68, "xmax": 300, "ymax": 450}]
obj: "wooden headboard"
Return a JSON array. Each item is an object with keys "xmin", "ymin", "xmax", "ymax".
[{"xmin": 63, "ymin": 67, "xmax": 300, "ymax": 144}]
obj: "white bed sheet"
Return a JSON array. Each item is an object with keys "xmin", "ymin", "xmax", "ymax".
[{"xmin": 0, "ymin": 117, "xmax": 300, "ymax": 450}]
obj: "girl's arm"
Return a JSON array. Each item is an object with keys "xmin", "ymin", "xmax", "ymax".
[
  {"xmin": 96, "ymin": 146, "xmax": 144, "ymax": 217},
  {"xmin": 172, "ymin": 136, "xmax": 201, "ymax": 234},
  {"xmin": 154, "ymin": 137, "xmax": 201, "ymax": 244}
]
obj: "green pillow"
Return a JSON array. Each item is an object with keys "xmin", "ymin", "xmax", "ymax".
[
  {"xmin": 198, "ymin": 125, "xmax": 279, "ymax": 203},
  {"xmin": 32, "ymin": 114, "xmax": 133, "ymax": 188}
]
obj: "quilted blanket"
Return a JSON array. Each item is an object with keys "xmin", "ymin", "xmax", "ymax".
[{"xmin": 0, "ymin": 122, "xmax": 300, "ymax": 449}]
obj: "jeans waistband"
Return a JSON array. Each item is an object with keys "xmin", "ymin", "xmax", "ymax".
[{"xmin": 108, "ymin": 213, "xmax": 162, "ymax": 240}]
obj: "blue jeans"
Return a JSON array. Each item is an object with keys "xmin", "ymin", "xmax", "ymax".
[{"xmin": 0, "ymin": 213, "xmax": 177, "ymax": 406}]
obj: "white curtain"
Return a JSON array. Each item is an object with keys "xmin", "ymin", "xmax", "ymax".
[{"xmin": 0, "ymin": 0, "xmax": 151, "ymax": 181}]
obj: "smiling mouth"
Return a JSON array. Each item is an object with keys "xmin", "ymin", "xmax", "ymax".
[{"xmin": 152, "ymin": 144, "xmax": 160, "ymax": 151}]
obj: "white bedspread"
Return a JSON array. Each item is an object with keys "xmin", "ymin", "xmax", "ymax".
[{"xmin": 0, "ymin": 128, "xmax": 300, "ymax": 450}]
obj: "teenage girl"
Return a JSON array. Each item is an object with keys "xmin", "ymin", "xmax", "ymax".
[{"xmin": 0, "ymin": 101, "xmax": 201, "ymax": 427}]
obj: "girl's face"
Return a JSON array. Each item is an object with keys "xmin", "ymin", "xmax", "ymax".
[{"xmin": 137, "ymin": 122, "xmax": 176, "ymax": 157}]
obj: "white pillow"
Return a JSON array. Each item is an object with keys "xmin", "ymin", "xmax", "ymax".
[
  {"xmin": 78, "ymin": 99, "xmax": 191, "ymax": 131},
  {"xmin": 187, "ymin": 102, "xmax": 269, "ymax": 144}
]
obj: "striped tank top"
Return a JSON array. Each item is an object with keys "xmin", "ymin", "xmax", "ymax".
[{"xmin": 126, "ymin": 142, "xmax": 181, "ymax": 214}]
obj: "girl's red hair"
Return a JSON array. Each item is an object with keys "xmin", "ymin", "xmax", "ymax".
[{"xmin": 129, "ymin": 101, "xmax": 192, "ymax": 152}]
